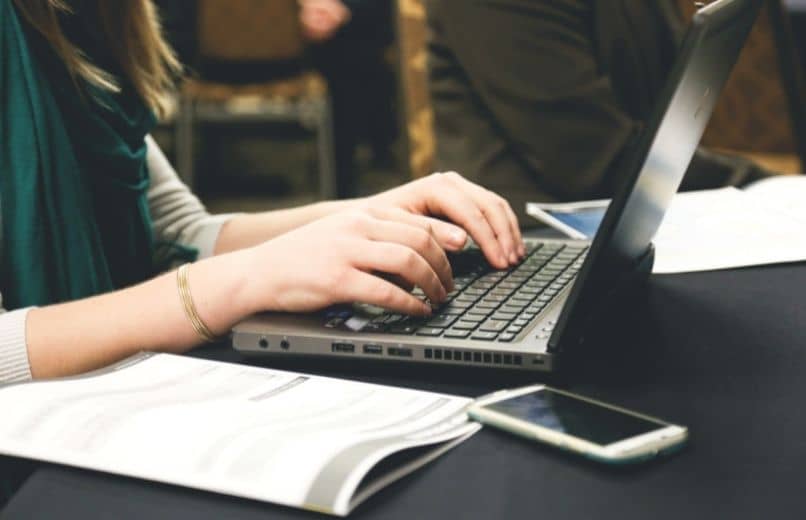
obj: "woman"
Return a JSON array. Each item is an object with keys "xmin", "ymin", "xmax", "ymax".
[{"xmin": 0, "ymin": 0, "xmax": 523, "ymax": 384}]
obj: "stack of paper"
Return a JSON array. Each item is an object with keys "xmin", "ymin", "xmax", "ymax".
[
  {"xmin": 528, "ymin": 175, "xmax": 806, "ymax": 274},
  {"xmin": 652, "ymin": 183, "xmax": 806, "ymax": 273}
]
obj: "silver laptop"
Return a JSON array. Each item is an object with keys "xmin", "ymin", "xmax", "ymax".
[{"xmin": 233, "ymin": 0, "xmax": 763, "ymax": 371}]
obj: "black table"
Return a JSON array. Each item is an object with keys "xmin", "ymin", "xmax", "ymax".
[{"xmin": 2, "ymin": 264, "xmax": 806, "ymax": 519}]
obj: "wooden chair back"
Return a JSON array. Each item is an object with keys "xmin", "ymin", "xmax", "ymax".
[
  {"xmin": 197, "ymin": 0, "xmax": 305, "ymax": 62},
  {"xmin": 396, "ymin": 0, "xmax": 436, "ymax": 178}
]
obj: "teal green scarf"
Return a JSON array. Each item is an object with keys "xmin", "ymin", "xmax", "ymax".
[{"xmin": 0, "ymin": 0, "xmax": 158, "ymax": 309}]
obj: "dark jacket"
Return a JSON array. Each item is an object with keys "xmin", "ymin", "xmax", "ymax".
[{"xmin": 427, "ymin": 0, "xmax": 764, "ymax": 221}]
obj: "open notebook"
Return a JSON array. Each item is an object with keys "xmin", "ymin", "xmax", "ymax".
[{"xmin": 0, "ymin": 353, "xmax": 479, "ymax": 516}]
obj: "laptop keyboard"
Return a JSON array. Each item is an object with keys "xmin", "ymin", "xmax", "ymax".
[{"xmin": 360, "ymin": 241, "xmax": 589, "ymax": 342}]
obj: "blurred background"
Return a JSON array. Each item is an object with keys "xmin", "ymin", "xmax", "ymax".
[{"xmin": 149, "ymin": 0, "xmax": 806, "ymax": 216}]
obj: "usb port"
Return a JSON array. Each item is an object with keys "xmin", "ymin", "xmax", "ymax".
[
  {"xmin": 331, "ymin": 343, "xmax": 355, "ymax": 353},
  {"xmin": 388, "ymin": 347, "xmax": 413, "ymax": 358},
  {"xmin": 363, "ymin": 344, "xmax": 383, "ymax": 355}
]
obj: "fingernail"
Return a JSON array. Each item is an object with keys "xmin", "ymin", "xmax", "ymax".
[
  {"xmin": 509, "ymin": 252, "xmax": 518, "ymax": 264},
  {"xmin": 499, "ymin": 254, "xmax": 508, "ymax": 267},
  {"xmin": 450, "ymin": 229, "xmax": 467, "ymax": 247},
  {"xmin": 519, "ymin": 244, "xmax": 526, "ymax": 256},
  {"xmin": 422, "ymin": 303, "xmax": 433, "ymax": 315}
]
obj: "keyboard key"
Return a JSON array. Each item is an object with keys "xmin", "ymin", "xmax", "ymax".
[
  {"xmin": 471, "ymin": 331, "xmax": 499, "ymax": 341},
  {"xmin": 499, "ymin": 332, "xmax": 517, "ymax": 342},
  {"xmin": 507, "ymin": 275, "xmax": 530, "ymax": 284},
  {"xmin": 479, "ymin": 272, "xmax": 506, "ymax": 282},
  {"xmin": 438, "ymin": 302, "xmax": 471, "ymax": 314},
  {"xmin": 491, "ymin": 311, "xmax": 518, "ymax": 321},
  {"xmin": 453, "ymin": 320, "xmax": 481, "ymax": 330},
  {"xmin": 480, "ymin": 319, "xmax": 509, "ymax": 332},
  {"xmin": 445, "ymin": 329, "xmax": 471, "ymax": 339},
  {"xmin": 564, "ymin": 245, "xmax": 588, "ymax": 253},
  {"xmin": 362, "ymin": 323, "xmax": 387, "ymax": 332},
  {"xmin": 389, "ymin": 324, "xmax": 417, "ymax": 335},
  {"xmin": 454, "ymin": 295, "xmax": 479, "ymax": 305},
  {"xmin": 416, "ymin": 327, "xmax": 445, "ymax": 337},
  {"xmin": 426, "ymin": 314, "xmax": 459, "ymax": 328},
  {"xmin": 500, "ymin": 303, "xmax": 526, "ymax": 314}
]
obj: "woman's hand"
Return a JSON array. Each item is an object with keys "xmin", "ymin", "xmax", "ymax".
[
  {"xmin": 241, "ymin": 208, "xmax": 455, "ymax": 316},
  {"xmin": 364, "ymin": 172, "xmax": 525, "ymax": 270}
]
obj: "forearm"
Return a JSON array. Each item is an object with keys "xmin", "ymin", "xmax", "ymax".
[
  {"xmin": 26, "ymin": 251, "xmax": 256, "ymax": 379},
  {"xmin": 214, "ymin": 198, "xmax": 361, "ymax": 254}
]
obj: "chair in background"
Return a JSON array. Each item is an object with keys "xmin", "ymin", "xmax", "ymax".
[
  {"xmin": 678, "ymin": 0, "xmax": 806, "ymax": 174},
  {"xmin": 175, "ymin": 0, "xmax": 336, "ymax": 197},
  {"xmin": 395, "ymin": 0, "xmax": 435, "ymax": 179}
]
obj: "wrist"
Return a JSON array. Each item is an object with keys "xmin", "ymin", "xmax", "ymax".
[
  {"xmin": 315, "ymin": 197, "xmax": 366, "ymax": 216},
  {"xmin": 187, "ymin": 252, "xmax": 261, "ymax": 335}
]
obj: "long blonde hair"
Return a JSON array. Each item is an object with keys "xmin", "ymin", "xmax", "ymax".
[{"xmin": 12, "ymin": 0, "xmax": 181, "ymax": 118}]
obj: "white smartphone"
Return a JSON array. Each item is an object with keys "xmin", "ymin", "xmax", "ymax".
[
  {"xmin": 525, "ymin": 200, "xmax": 609, "ymax": 239},
  {"xmin": 468, "ymin": 384, "xmax": 688, "ymax": 464}
]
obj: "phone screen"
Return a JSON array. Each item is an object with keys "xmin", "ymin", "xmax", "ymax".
[
  {"xmin": 485, "ymin": 389, "xmax": 665, "ymax": 445},
  {"xmin": 546, "ymin": 208, "xmax": 606, "ymax": 238}
]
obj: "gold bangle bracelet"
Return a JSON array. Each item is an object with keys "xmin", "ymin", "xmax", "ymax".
[{"xmin": 177, "ymin": 263, "xmax": 218, "ymax": 343}]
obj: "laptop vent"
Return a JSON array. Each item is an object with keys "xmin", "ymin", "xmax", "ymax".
[{"xmin": 425, "ymin": 348, "xmax": 522, "ymax": 366}]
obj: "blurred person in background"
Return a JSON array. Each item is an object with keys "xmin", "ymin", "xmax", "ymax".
[
  {"xmin": 427, "ymin": 0, "xmax": 774, "ymax": 223},
  {"xmin": 299, "ymin": 0, "xmax": 397, "ymax": 197}
]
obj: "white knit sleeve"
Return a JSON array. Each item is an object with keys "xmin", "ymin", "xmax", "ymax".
[
  {"xmin": 145, "ymin": 135, "xmax": 240, "ymax": 264},
  {"xmin": 0, "ymin": 306, "xmax": 34, "ymax": 384}
]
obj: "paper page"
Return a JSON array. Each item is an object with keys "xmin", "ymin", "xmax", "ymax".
[
  {"xmin": 0, "ymin": 353, "xmax": 478, "ymax": 516},
  {"xmin": 743, "ymin": 175, "xmax": 806, "ymax": 222},
  {"xmin": 525, "ymin": 179, "xmax": 806, "ymax": 274},
  {"xmin": 653, "ymin": 187, "xmax": 806, "ymax": 273}
]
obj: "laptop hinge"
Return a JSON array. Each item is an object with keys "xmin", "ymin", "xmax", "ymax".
[{"xmin": 547, "ymin": 243, "xmax": 655, "ymax": 355}]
